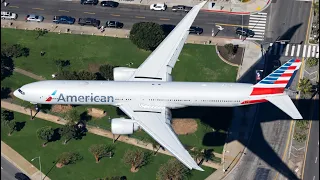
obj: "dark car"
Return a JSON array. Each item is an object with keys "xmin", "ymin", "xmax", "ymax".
[
  {"xmin": 81, "ymin": 0, "xmax": 98, "ymax": 5},
  {"xmin": 78, "ymin": 18, "xmax": 100, "ymax": 27},
  {"xmin": 235, "ymin": 27, "xmax": 255, "ymax": 37},
  {"xmin": 189, "ymin": 26, "xmax": 203, "ymax": 35},
  {"xmin": 105, "ymin": 21, "xmax": 123, "ymax": 28},
  {"xmin": 100, "ymin": 1, "xmax": 119, "ymax": 7},
  {"xmin": 172, "ymin": 5, "xmax": 192, "ymax": 12},
  {"xmin": 53, "ymin": 16, "xmax": 75, "ymax": 24},
  {"xmin": 15, "ymin": 172, "xmax": 30, "ymax": 180}
]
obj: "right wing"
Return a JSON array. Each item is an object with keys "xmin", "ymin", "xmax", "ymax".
[
  {"xmin": 128, "ymin": 1, "xmax": 207, "ymax": 82},
  {"xmin": 119, "ymin": 103, "xmax": 204, "ymax": 171}
]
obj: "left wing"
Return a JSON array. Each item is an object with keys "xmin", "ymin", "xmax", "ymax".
[
  {"xmin": 119, "ymin": 103, "xmax": 204, "ymax": 171},
  {"xmin": 128, "ymin": 1, "xmax": 207, "ymax": 82}
]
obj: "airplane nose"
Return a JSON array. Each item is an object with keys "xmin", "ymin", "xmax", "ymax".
[{"xmin": 13, "ymin": 89, "xmax": 19, "ymax": 97}]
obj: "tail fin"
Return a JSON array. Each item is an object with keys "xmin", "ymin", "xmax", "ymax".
[
  {"xmin": 265, "ymin": 95, "xmax": 303, "ymax": 119},
  {"xmin": 251, "ymin": 59, "xmax": 302, "ymax": 96}
]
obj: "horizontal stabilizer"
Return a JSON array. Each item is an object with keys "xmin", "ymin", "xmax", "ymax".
[{"xmin": 266, "ymin": 95, "xmax": 302, "ymax": 119}]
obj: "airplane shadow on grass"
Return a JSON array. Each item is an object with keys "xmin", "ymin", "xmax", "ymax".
[{"xmin": 117, "ymin": 23, "xmax": 318, "ymax": 180}]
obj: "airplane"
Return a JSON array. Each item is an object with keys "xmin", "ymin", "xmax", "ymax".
[{"xmin": 13, "ymin": 1, "xmax": 303, "ymax": 171}]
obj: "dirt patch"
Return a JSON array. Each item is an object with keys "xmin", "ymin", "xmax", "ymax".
[
  {"xmin": 51, "ymin": 105, "xmax": 72, "ymax": 113},
  {"xmin": 172, "ymin": 119, "xmax": 198, "ymax": 135},
  {"xmin": 217, "ymin": 46, "xmax": 244, "ymax": 66},
  {"xmin": 88, "ymin": 63, "xmax": 101, "ymax": 73},
  {"xmin": 55, "ymin": 163, "xmax": 64, "ymax": 168},
  {"xmin": 87, "ymin": 108, "xmax": 106, "ymax": 118},
  {"xmin": 130, "ymin": 167, "xmax": 139, "ymax": 173}
]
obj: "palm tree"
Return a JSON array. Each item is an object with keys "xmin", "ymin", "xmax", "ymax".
[
  {"xmin": 298, "ymin": 78, "xmax": 312, "ymax": 97},
  {"xmin": 203, "ymin": 149, "xmax": 215, "ymax": 163},
  {"xmin": 190, "ymin": 148, "xmax": 205, "ymax": 165}
]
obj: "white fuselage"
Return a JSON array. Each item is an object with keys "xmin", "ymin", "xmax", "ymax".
[{"xmin": 14, "ymin": 80, "xmax": 255, "ymax": 109}]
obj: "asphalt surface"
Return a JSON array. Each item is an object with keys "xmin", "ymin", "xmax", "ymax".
[
  {"xmin": 264, "ymin": 0, "xmax": 312, "ymax": 44},
  {"xmin": 1, "ymin": 155, "xmax": 28, "ymax": 180},
  {"xmin": 303, "ymin": 100, "xmax": 319, "ymax": 180},
  {"xmin": 1, "ymin": 0, "xmax": 250, "ymax": 37}
]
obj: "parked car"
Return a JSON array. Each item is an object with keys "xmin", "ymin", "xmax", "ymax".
[
  {"xmin": 53, "ymin": 16, "xmax": 75, "ymax": 24},
  {"xmin": 150, "ymin": 3, "xmax": 167, "ymax": 11},
  {"xmin": 25, "ymin": 14, "xmax": 44, "ymax": 22},
  {"xmin": 81, "ymin": 0, "xmax": 98, "ymax": 5},
  {"xmin": 105, "ymin": 21, "xmax": 124, "ymax": 28},
  {"xmin": 235, "ymin": 27, "xmax": 255, "ymax": 37},
  {"xmin": 172, "ymin": 5, "xmax": 192, "ymax": 13},
  {"xmin": 100, "ymin": 1, "xmax": 119, "ymax": 7},
  {"xmin": 15, "ymin": 173, "xmax": 31, "ymax": 180},
  {"xmin": 78, "ymin": 18, "xmax": 100, "ymax": 27},
  {"xmin": 189, "ymin": 26, "xmax": 203, "ymax": 35},
  {"xmin": 1, "ymin": 11, "xmax": 17, "ymax": 20}
]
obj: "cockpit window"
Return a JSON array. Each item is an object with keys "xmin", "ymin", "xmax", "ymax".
[{"xmin": 18, "ymin": 88, "xmax": 25, "ymax": 95}]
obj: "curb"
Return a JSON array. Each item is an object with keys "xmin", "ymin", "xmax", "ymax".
[
  {"xmin": 1, "ymin": 152, "xmax": 31, "ymax": 178},
  {"xmin": 215, "ymin": 46, "xmax": 240, "ymax": 67}
]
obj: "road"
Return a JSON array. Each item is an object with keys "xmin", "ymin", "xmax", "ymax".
[
  {"xmin": 1, "ymin": 155, "xmax": 28, "ymax": 180},
  {"xmin": 264, "ymin": 0, "xmax": 312, "ymax": 43},
  {"xmin": 303, "ymin": 100, "xmax": 319, "ymax": 180},
  {"xmin": 1, "ymin": 0, "xmax": 250, "ymax": 37}
]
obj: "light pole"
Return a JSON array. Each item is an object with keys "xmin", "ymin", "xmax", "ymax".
[{"xmin": 31, "ymin": 156, "xmax": 42, "ymax": 180}]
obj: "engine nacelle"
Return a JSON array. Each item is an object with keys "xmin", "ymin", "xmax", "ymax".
[
  {"xmin": 111, "ymin": 118, "xmax": 139, "ymax": 135},
  {"xmin": 113, "ymin": 67, "xmax": 136, "ymax": 81}
]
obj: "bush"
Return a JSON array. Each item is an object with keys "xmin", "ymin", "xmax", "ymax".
[
  {"xmin": 224, "ymin": 43, "xmax": 237, "ymax": 55},
  {"xmin": 54, "ymin": 60, "xmax": 71, "ymax": 71},
  {"xmin": 56, "ymin": 70, "xmax": 78, "ymax": 80},
  {"xmin": 129, "ymin": 22, "xmax": 165, "ymax": 51},
  {"xmin": 293, "ymin": 131, "xmax": 307, "ymax": 143},
  {"xmin": 99, "ymin": 64, "xmax": 115, "ymax": 80},
  {"xmin": 1, "ymin": 54, "xmax": 14, "ymax": 81},
  {"xmin": 296, "ymin": 120, "xmax": 309, "ymax": 129},
  {"xmin": 306, "ymin": 57, "xmax": 319, "ymax": 67},
  {"xmin": 57, "ymin": 152, "xmax": 82, "ymax": 166},
  {"xmin": 1, "ymin": 43, "xmax": 29, "ymax": 58},
  {"xmin": 77, "ymin": 70, "xmax": 97, "ymax": 80}
]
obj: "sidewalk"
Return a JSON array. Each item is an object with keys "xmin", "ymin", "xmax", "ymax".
[
  {"xmin": 1, "ymin": 100, "xmax": 222, "ymax": 170},
  {"xmin": 80, "ymin": 0, "xmax": 271, "ymax": 15},
  {"xmin": 1, "ymin": 141, "xmax": 50, "ymax": 180},
  {"xmin": 1, "ymin": 20, "xmax": 246, "ymax": 47}
]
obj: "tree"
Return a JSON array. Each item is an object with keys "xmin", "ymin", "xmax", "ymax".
[
  {"xmin": 1, "ymin": 54, "xmax": 14, "ymax": 81},
  {"xmin": 77, "ymin": 70, "xmax": 97, "ymax": 80},
  {"xmin": 1, "ymin": 86, "xmax": 11, "ymax": 99},
  {"xmin": 56, "ymin": 152, "xmax": 82, "ymax": 167},
  {"xmin": 35, "ymin": 28, "xmax": 48, "ymax": 39},
  {"xmin": 56, "ymin": 70, "xmax": 78, "ymax": 80},
  {"xmin": 5, "ymin": 120, "xmax": 16, "ymax": 136},
  {"xmin": 156, "ymin": 159, "xmax": 190, "ymax": 180},
  {"xmin": 190, "ymin": 148, "xmax": 204, "ymax": 164},
  {"xmin": 122, "ymin": 149, "xmax": 151, "ymax": 172},
  {"xmin": 1, "ymin": 43, "xmax": 29, "ymax": 58},
  {"xmin": 89, "ymin": 144, "xmax": 115, "ymax": 163},
  {"xmin": 59, "ymin": 124, "xmax": 77, "ymax": 144},
  {"xmin": 298, "ymin": 78, "xmax": 312, "ymax": 96},
  {"xmin": 54, "ymin": 60, "xmax": 71, "ymax": 72},
  {"xmin": 1, "ymin": 109, "xmax": 12, "ymax": 124},
  {"xmin": 224, "ymin": 43, "xmax": 236, "ymax": 55},
  {"xmin": 203, "ymin": 149, "xmax": 215, "ymax": 162},
  {"xmin": 306, "ymin": 57, "xmax": 319, "ymax": 67},
  {"xmin": 146, "ymin": 136, "xmax": 161, "ymax": 155},
  {"xmin": 64, "ymin": 108, "xmax": 81, "ymax": 124},
  {"xmin": 36, "ymin": 126, "xmax": 54, "ymax": 147},
  {"xmin": 99, "ymin": 64, "xmax": 115, "ymax": 80},
  {"xmin": 129, "ymin": 22, "xmax": 165, "ymax": 51}
]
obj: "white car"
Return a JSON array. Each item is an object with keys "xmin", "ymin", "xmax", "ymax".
[
  {"xmin": 150, "ymin": 3, "xmax": 167, "ymax": 11},
  {"xmin": 1, "ymin": 11, "xmax": 17, "ymax": 20},
  {"xmin": 25, "ymin": 14, "xmax": 44, "ymax": 22}
]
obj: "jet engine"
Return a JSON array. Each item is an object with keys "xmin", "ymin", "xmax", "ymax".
[
  {"xmin": 113, "ymin": 67, "xmax": 136, "ymax": 81},
  {"xmin": 111, "ymin": 118, "xmax": 139, "ymax": 135}
]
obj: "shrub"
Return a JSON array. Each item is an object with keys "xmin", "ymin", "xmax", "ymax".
[
  {"xmin": 129, "ymin": 22, "xmax": 165, "ymax": 51},
  {"xmin": 57, "ymin": 152, "xmax": 82, "ymax": 166},
  {"xmin": 306, "ymin": 57, "xmax": 319, "ymax": 67}
]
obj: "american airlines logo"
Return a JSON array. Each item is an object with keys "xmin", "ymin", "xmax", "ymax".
[{"xmin": 46, "ymin": 90, "xmax": 114, "ymax": 103}]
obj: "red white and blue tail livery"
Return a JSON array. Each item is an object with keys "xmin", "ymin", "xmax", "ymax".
[{"xmin": 242, "ymin": 59, "xmax": 302, "ymax": 119}]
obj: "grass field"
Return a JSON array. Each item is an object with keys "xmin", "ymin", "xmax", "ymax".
[
  {"xmin": 1, "ymin": 29, "xmax": 237, "ymax": 82},
  {"xmin": 1, "ymin": 28, "xmax": 238, "ymax": 155},
  {"xmin": 1, "ymin": 110, "xmax": 215, "ymax": 180}
]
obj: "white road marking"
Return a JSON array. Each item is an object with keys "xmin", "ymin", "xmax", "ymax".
[
  {"xmin": 249, "ymin": 23, "xmax": 266, "ymax": 26},
  {"xmin": 250, "ymin": 14, "xmax": 267, "ymax": 18},
  {"xmin": 249, "ymin": 17, "xmax": 267, "ymax": 21},
  {"xmin": 248, "ymin": 20, "xmax": 267, "ymax": 23},
  {"xmin": 285, "ymin": 44, "xmax": 290, "ymax": 56},
  {"xmin": 270, "ymin": 43, "xmax": 273, "ymax": 47},
  {"xmin": 258, "ymin": 12, "xmax": 268, "ymax": 15},
  {"xmin": 303, "ymin": 45, "xmax": 307, "ymax": 57},
  {"xmin": 313, "ymin": 176, "xmax": 315, "ymax": 180},
  {"xmin": 249, "ymin": 26, "xmax": 266, "ymax": 29},
  {"xmin": 307, "ymin": 45, "xmax": 312, "ymax": 57},
  {"xmin": 296, "ymin": 45, "xmax": 301, "ymax": 57},
  {"xmin": 254, "ymin": 32, "xmax": 265, "ymax": 35},
  {"xmin": 1, "ymin": 167, "xmax": 3, "ymax": 170},
  {"xmin": 315, "ymin": 156, "xmax": 318, "ymax": 163},
  {"xmin": 291, "ymin": 45, "xmax": 295, "ymax": 56},
  {"xmin": 312, "ymin": 46, "xmax": 316, "ymax": 57},
  {"xmin": 316, "ymin": 47, "xmax": 319, "ymax": 58},
  {"xmin": 246, "ymin": 37, "xmax": 264, "ymax": 41}
]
